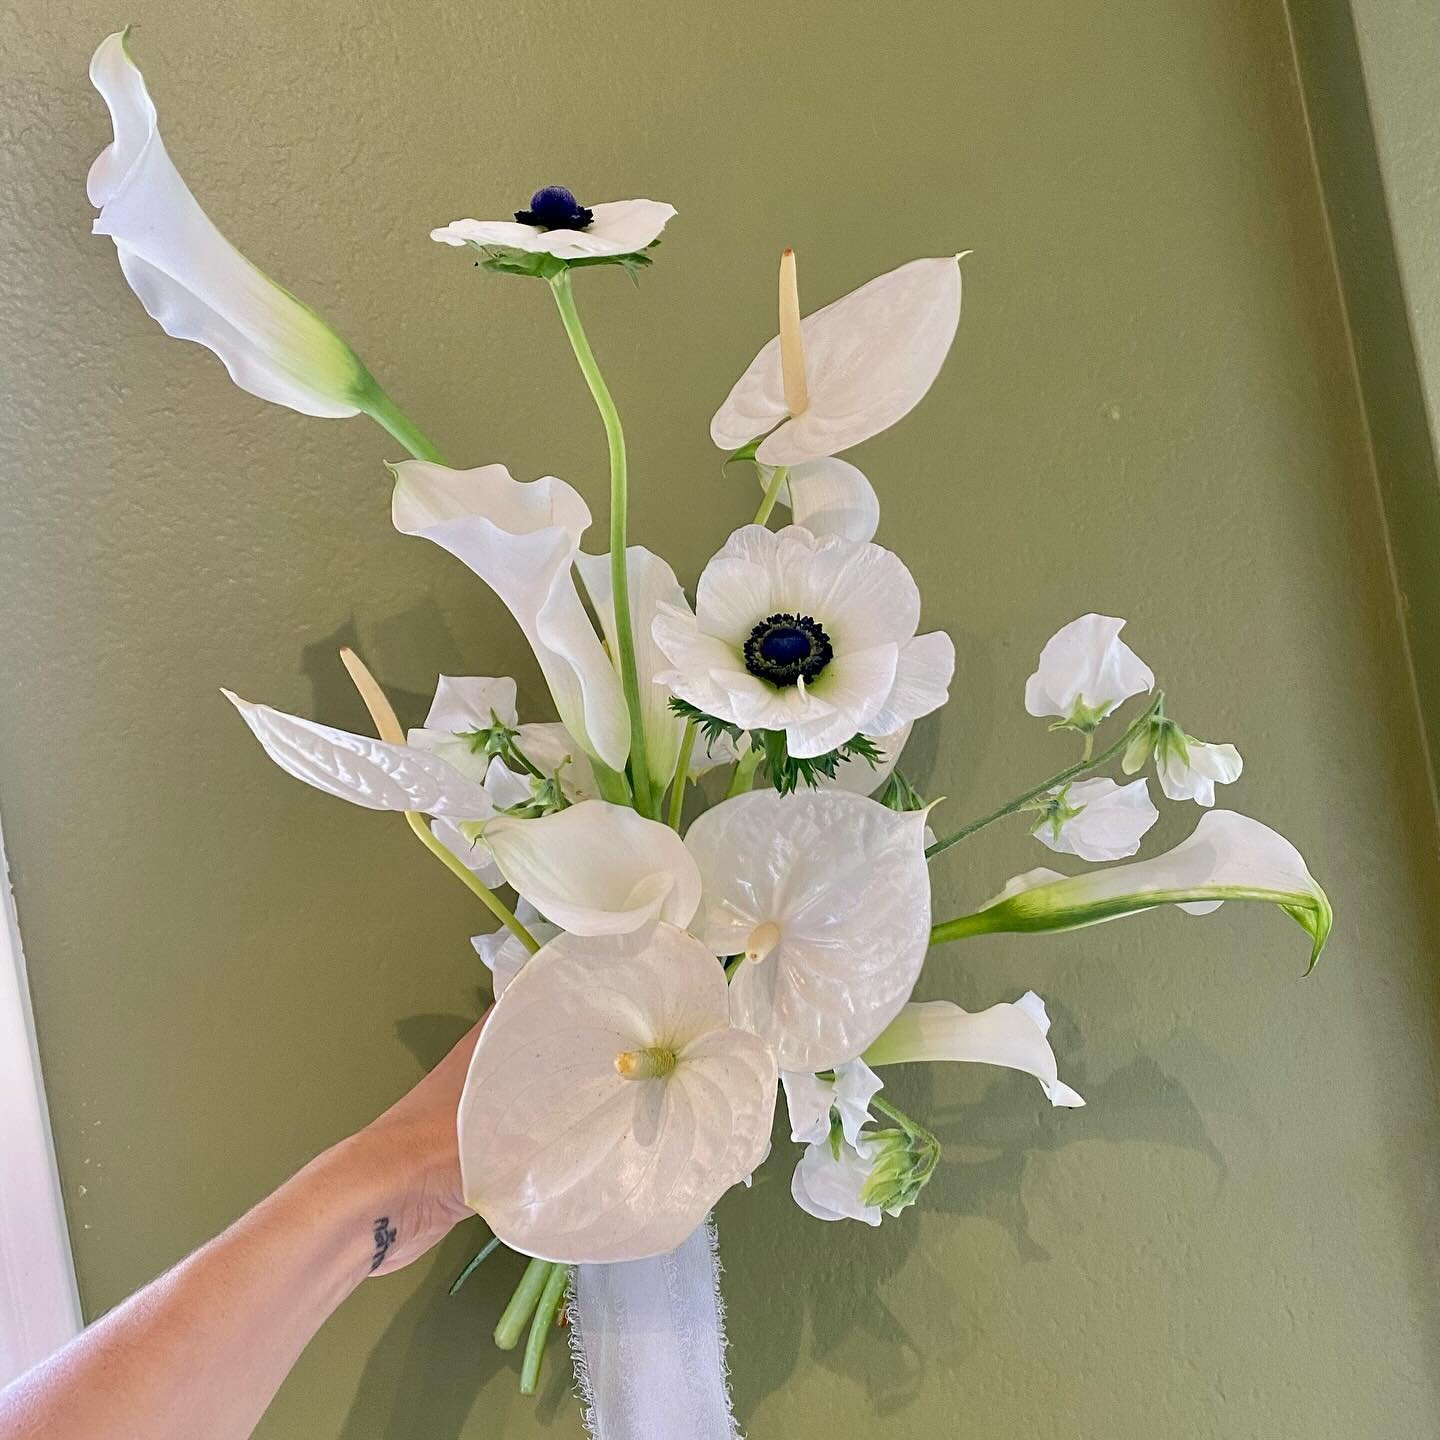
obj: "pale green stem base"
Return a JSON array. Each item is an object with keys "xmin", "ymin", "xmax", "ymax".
[
  {"xmin": 360, "ymin": 383, "xmax": 447, "ymax": 464},
  {"xmin": 753, "ymin": 464, "xmax": 790, "ymax": 526},
  {"xmin": 520, "ymin": 1263, "xmax": 571, "ymax": 1395},
  {"xmin": 494, "ymin": 1257, "xmax": 552, "ymax": 1350},
  {"xmin": 726, "ymin": 745, "xmax": 763, "ymax": 798},
  {"xmin": 668, "ymin": 721, "xmax": 697, "ymax": 829}
]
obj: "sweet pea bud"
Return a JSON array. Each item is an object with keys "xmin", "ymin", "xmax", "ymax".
[{"xmin": 859, "ymin": 1125, "xmax": 940, "ymax": 1215}]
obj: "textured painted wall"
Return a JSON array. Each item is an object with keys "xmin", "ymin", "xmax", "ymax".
[{"xmin": 3, "ymin": 2, "xmax": 1439, "ymax": 1437}]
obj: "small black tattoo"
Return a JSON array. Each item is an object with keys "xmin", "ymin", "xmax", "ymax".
[{"xmin": 370, "ymin": 1216, "xmax": 397, "ymax": 1273}]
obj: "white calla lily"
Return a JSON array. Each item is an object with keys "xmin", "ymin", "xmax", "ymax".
[
  {"xmin": 767, "ymin": 457, "xmax": 880, "ymax": 543},
  {"xmin": 686, "ymin": 789, "xmax": 932, "ymax": 1070},
  {"xmin": 711, "ymin": 256, "xmax": 963, "ymax": 465},
  {"xmin": 459, "ymin": 922, "xmax": 776, "ymax": 1263},
  {"xmin": 482, "ymin": 801, "xmax": 701, "ymax": 936},
  {"xmin": 432, "ymin": 188, "xmax": 675, "ymax": 261},
  {"xmin": 1032, "ymin": 776, "xmax": 1159, "ymax": 862},
  {"xmin": 781, "ymin": 1060, "xmax": 884, "ymax": 1146},
  {"xmin": 939, "ymin": 810, "xmax": 1331, "ymax": 969},
  {"xmin": 391, "ymin": 461, "xmax": 629, "ymax": 772},
  {"xmin": 1025, "ymin": 614, "xmax": 1154, "ymax": 731},
  {"xmin": 864, "ymin": 992, "xmax": 1084, "ymax": 1107},
  {"xmin": 653, "ymin": 524, "xmax": 953, "ymax": 759},
  {"xmin": 88, "ymin": 32, "xmax": 374, "ymax": 419}
]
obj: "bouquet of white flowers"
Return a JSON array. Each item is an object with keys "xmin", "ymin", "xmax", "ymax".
[{"xmin": 88, "ymin": 30, "xmax": 1331, "ymax": 1439}]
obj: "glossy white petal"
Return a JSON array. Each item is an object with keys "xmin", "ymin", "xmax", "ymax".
[
  {"xmin": 576, "ymin": 547, "xmax": 686, "ymax": 792},
  {"xmin": 391, "ymin": 461, "xmax": 629, "ymax": 771},
  {"xmin": 771, "ymin": 458, "xmax": 880, "ymax": 543},
  {"xmin": 223, "ymin": 691, "xmax": 494, "ymax": 816},
  {"xmin": 483, "ymin": 801, "xmax": 701, "ymax": 936},
  {"xmin": 1035, "ymin": 777, "xmax": 1159, "ymax": 862},
  {"xmin": 686, "ymin": 789, "xmax": 932, "ymax": 1070},
  {"xmin": 1158, "ymin": 738, "xmax": 1244, "ymax": 807},
  {"xmin": 791, "ymin": 1139, "xmax": 882, "ymax": 1226},
  {"xmin": 1024, "ymin": 614, "xmax": 1154, "ymax": 723},
  {"xmin": 781, "ymin": 1059, "xmax": 883, "ymax": 1146},
  {"xmin": 864, "ymin": 993, "xmax": 1084, "ymax": 1107},
  {"xmin": 458, "ymin": 923, "xmax": 777, "ymax": 1262},
  {"xmin": 711, "ymin": 257, "xmax": 963, "ymax": 465},
  {"xmin": 88, "ymin": 33, "xmax": 369, "ymax": 418},
  {"xmin": 431, "ymin": 198, "xmax": 676, "ymax": 260}
]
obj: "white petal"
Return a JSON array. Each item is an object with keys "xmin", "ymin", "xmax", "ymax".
[
  {"xmin": 458, "ymin": 923, "xmax": 776, "ymax": 1262},
  {"xmin": 821, "ymin": 722, "xmax": 912, "ymax": 796},
  {"xmin": 434, "ymin": 816, "xmax": 503, "ymax": 883},
  {"xmin": 780, "ymin": 1059, "xmax": 882, "ymax": 1148},
  {"xmin": 864, "ymin": 996, "xmax": 1084, "ymax": 1107},
  {"xmin": 512, "ymin": 723, "xmax": 600, "ymax": 802},
  {"xmin": 1035, "ymin": 777, "xmax": 1159, "ymax": 862},
  {"xmin": 422, "ymin": 675, "xmax": 518, "ymax": 732},
  {"xmin": 775, "ymin": 458, "xmax": 880, "ymax": 543},
  {"xmin": 1024, "ymin": 614, "xmax": 1154, "ymax": 721},
  {"xmin": 1158, "ymin": 739, "xmax": 1244, "ymax": 807},
  {"xmin": 577, "ymin": 547, "xmax": 686, "ymax": 792},
  {"xmin": 471, "ymin": 914, "xmax": 559, "ymax": 998},
  {"xmin": 687, "ymin": 789, "xmax": 932, "ymax": 1070},
  {"xmin": 483, "ymin": 801, "xmax": 701, "ymax": 935},
  {"xmin": 223, "ymin": 691, "xmax": 495, "ymax": 816},
  {"xmin": 711, "ymin": 257, "xmax": 963, "ymax": 465},
  {"xmin": 791, "ymin": 1140, "xmax": 881, "ymax": 1226},
  {"xmin": 431, "ymin": 199, "xmax": 675, "ymax": 261},
  {"xmin": 391, "ymin": 461, "xmax": 630, "ymax": 771},
  {"xmin": 88, "ymin": 33, "xmax": 368, "ymax": 418},
  {"xmin": 861, "ymin": 631, "xmax": 956, "ymax": 737},
  {"xmin": 790, "ymin": 646, "xmax": 899, "ymax": 757}
]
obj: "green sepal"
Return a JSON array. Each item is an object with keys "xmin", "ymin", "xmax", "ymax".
[{"xmin": 879, "ymin": 769, "xmax": 927, "ymax": 813}]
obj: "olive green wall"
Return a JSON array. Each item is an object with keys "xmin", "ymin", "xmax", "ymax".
[{"xmin": 4, "ymin": 2, "xmax": 1439, "ymax": 1437}]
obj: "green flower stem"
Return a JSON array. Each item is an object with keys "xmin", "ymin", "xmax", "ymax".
[
  {"xmin": 494, "ymin": 1258, "xmax": 554, "ymax": 1351},
  {"xmin": 360, "ymin": 383, "xmax": 447, "ymax": 464},
  {"xmin": 520, "ymin": 1262, "xmax": 572, "ymax": 1395},
  {"xmin": 590, "ymin": 759, "xmax": 633, "ymax": 806},
  {"xmin": 752, "ymin": 464, "xmax": 790, "ymax": 526},
  {"xmin": 726, "ymin": 744, "xmax": 764, "ymax": 799},
  {"xmin": 925, "ymin": 691, "xmax": 1165, "ymax": 860},
  {"xmin": 667, "ymin": 721, "xmax": 697, "ymax": 830},
  {"xmin": 871, "ymin": 1094, "xmax": 937, "ymax": 1146},
  {"xmin": 404, "ymin": 811, "xmax": 540, "ymax": 954},
  {"xmin": 547, "ymin": 269, "xmax": 655, "ymax": 819}
]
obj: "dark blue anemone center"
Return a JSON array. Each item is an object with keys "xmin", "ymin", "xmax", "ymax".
[
  {"xmin": 743, "ymin": 612, "xmax": 833, "ymax": 687},
  {"xmin": 514, "ymin": 186, "xmax": 594, "ymax": 231}
]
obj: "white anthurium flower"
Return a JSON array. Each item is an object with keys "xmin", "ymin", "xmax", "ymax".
[
  {"xmin": 764, "ymin": 457, "xmax": 880, "ymax": 544},
  {"xmin": 472, "ymin": 902, "xmax": 557, "ymax": 999},
  {"xmin": 88, "ymin": 32, "xmax": 373, "ymax": 419},
  {"xmin": 864, "ymin": 992, "xmax": 1084, "ymax": 1108},
  {"xmin": 781, "ymin": 1059, "xmax": 884, "ymax": 1147},
  {"xmin": 1024, "ymin": 613, "xmax": 1154, "ymax": 732},
  {"xmin": 653, "ymin": 524, "xmax": 954, "ymax": 759},
  {"xmin": 458, "ymin": 922, "xmax": 777, "ymax": 1263},
  {"xmin": 482, "ymin": 800, "xmax": 702, "ymax": 937},
  {"xmin": 685, "ymin": 788, "xmax": 933, "ymax": 1070},
  {"xmin": 391, "ymin": 461, "xmax": 630, "ymax": 772},
  {"xmin": 791, "ymin": 1135, "xmax": 885, "ymax": 1227},
  {"xmin": 1031, "ymin": 776, "xmax": 1159, "ymax": 863},
  {"xmin": 954, "ymin": 811, "xmax": 1331, "ymax": 970},
  {"xmin": 1127, "ymin": 719, "xmax": 1243, "ymax": 807},
  {"xmin": 432, "ymin": 187, "xmax": 676, "ymax": 260},
  {"xmin": 576, "ymin": 547, "xmax": 686, "ymax": 794},
  {"xmin": 711, "ymin": 255, "xmax": 963, "ymax": 466},
  {"xmin": 223, "ymin": 691, "xmax": 495, "ymax": 818}
]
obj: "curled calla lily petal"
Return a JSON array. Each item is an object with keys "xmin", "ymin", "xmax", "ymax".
[
  {"xmin": 945, "ymin": 811, "xmax": 1331, "ymax": 970},
  {"xmin": 1025, "ymin": 614, "xmax": 1154, "ymax": 728},
  {"xmin": 864, "ymin": 993, "xmax": 1084, "ymax": 1107},
  {"xmin": 88, "ymin": 32, "xmax": 373, "ymax": 418},
  {"xmin": 576, "ymin": 547, "xmax": 686, "ymax": 793},
  {"xmin": 458, "ymin": 922, "xmax": 777, "ymax": 1262},
  {"xmin": 223, "ymin": 691, "xmax": 495, "ymax": 816},
  {"xmin": 711, "ymin": 256, "xmax": 963, "ymax": 465},
  {"xmin": 1032, "ymin": 776, "xmax": 1159, "ymax": 862},
  {"xmin": 686, "ymin": 789, "xmax": 932, "ymax": 1070},
  {"xmin": 391, "ymin": 461, "xmax": 629, "ymax": 772},
  {"xmin": 482, "ymin": 801, "xmax": 701, "ymax": 936},
  {"xmin": 432, "ymin": 195, "xmax": 676, "ymax": 260},
  {"xmin": 768, "ymin": 458, "xmax": 880, "ymax": 543}
]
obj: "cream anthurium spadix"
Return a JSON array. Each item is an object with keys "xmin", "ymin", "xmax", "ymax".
[
  {"xmin": 88, "ymin": 32, "xmax": 375, "ymax": 419},
  {"xmin": 937, "ymin": 810, "xmax": 1332, "ymax": 970},
  {"xmin": 432, "ymin": 188, "xmax": 676, "ymax": 260},
  {"xmin": 711, "ymin": 255, "xmax": 963, "ymax": 465},
  {"xmin": 458, "ymin": 922, "xmax": 777, "ymax": 1263},
  {"xmin": 390, "ymin": 461, "xmax": 629, "ymax": 773},
  {"xmin": 686, "ymin": 788, "xmax": 933, "ymax": 1070}
]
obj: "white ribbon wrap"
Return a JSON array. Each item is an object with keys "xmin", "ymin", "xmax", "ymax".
[{"xmin": 570, "ymin": 1220, "xmax": 740, "ymax": 1440}]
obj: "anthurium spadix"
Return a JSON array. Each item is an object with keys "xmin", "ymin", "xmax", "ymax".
[
  {"xmin": 390, "ymin": 461, "xmax": 630, "ymax": 773},
  {"xmin": 458, "ymin": 922, "xmax": 776, "ymax": 1263},
  {"xmin": 88, "ymin": 32, "xmax": 378, "ymax": 420},
  {"xmin": 710, "ymin": 253, "xmax": 963, "ymax": 466},
  {"xmin": 686, "ymin": 789, "xmax": 933, "ymax": 1070},
  {"xmin": 934, "ymin": 810, "xmax": 1332, "ymax": 970}
]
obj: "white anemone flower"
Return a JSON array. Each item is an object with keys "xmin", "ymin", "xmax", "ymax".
[
  {"xmin": 88, "ymin": 32, "xmax": 373, "ymax": 418},
  {"xmin": 459, "ymin": 922, "xmax": 776, "ymax": 1263},
  {"xmin": 711, "ymin": 255, "xmax": 963, "ymax": 466},
  {"xmin": 1031, "ymin": 776, "xmax": 1159, "ymax": 863},
  {"xmin": 685, "ymin": 789, "xmax": 932, "ymax": 1070},
  {"xmin": 391, "ymin": 461, "xmax": 629, "ymax": 773},
  {"xmin": 765, "ymin": 457, "xmax": 881, "ymax": 544},
  {"xmin": 432, "ymin": 187, "xmax": 675, "ymax": 260},
  {"xmin": 1025, "ymin": 614, "xmax": 1154, "ymax": 731},
  {"xmin": 653, "ymin": 524, "xmax": 954, "ymax": 759}
]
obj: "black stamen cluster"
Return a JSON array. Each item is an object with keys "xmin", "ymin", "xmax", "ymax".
[
  {"xmin": 514, "ymin": 185, "xmax": 594, "ymax": 231},
  {"xmin": 743, "ymin": 612, "xmax": 833, "ymax": 687}
]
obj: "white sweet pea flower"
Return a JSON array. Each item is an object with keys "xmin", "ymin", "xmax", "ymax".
[
  {"xmin": 781, "ymin": 1060, "xmax": 884, "ymax": 1147},
  {"xmin": 711, "ymin": 255, "xmax": 963, "ymax": 466},
  {"xmin": 1025, "ymin": 614, "xmax": 1154, "ymax": 732},
  {"xmin": 88, "ymin": 32, "xmax": 374, "ymax": 419},
  {"xmin": 459, "ymin": 922, "xmax": 776, "ymax": 1263},
  {"xmin": 685, "ymin": 789, "xmax": 932, "ymax": 1070},
  {"xmin": 404, "ymin": 674, "xmax": 518, "ymax": 781},
  {"xmin": 1126, "ymin": 719, "xmax": 1243, "ymax": 807},
  {"xmin": 764, "ymin": 458, "xmax": 880, "ymax": 543},
  {"xmin": 1031, "ymin": 776, "xmax": 1159, "ymax": 862},
  {"xmin": 391, "ymin": 461, "xmax": 629, "ymax": 772},
  {"xmin": 653, "ymin": 524, "xmax": 954, "ymax": 759},
  {"xmin": 472, "ymin": 902, "xmax": 556, "ymax": 999},
  {"xmin": 791, "ymin": 1136, "xmax": 886, "ymax": 1227},
  {"xmin": 432, "ymin": 186, "xmax": 675, "ymax": 260}
]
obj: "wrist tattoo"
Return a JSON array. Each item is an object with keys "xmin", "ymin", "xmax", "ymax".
[{"xmin": 369, "ymin": 1216, "xmax": 398, "ymax": 1273}]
